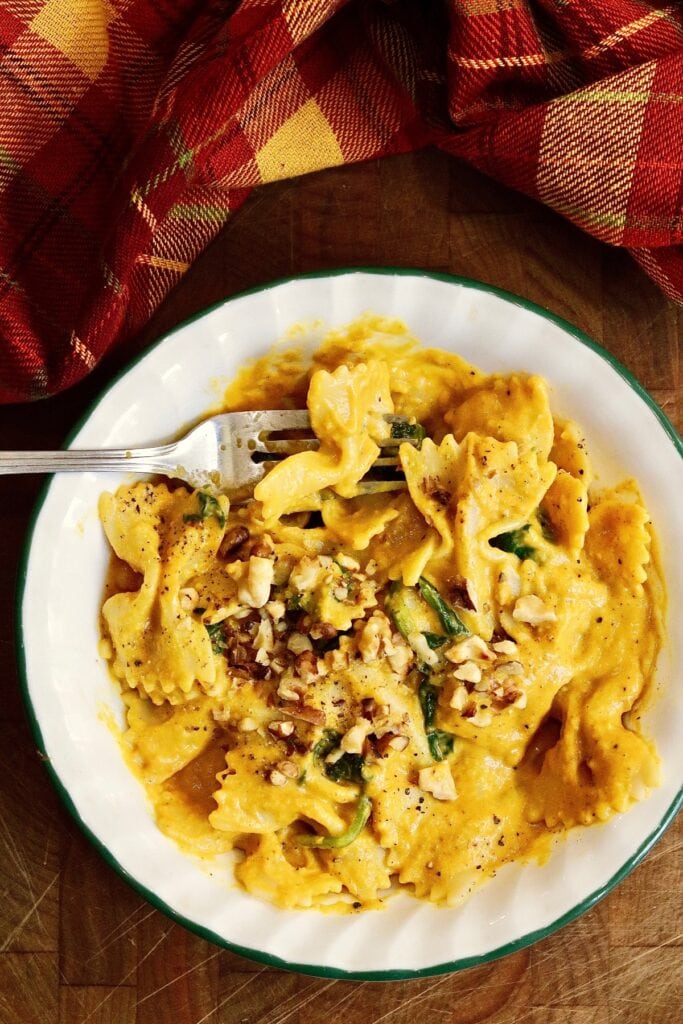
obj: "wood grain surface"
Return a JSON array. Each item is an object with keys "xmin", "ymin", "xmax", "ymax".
[{"xmin": 0, "ymin": 148, "xmax": 680, "ymax": 1024}]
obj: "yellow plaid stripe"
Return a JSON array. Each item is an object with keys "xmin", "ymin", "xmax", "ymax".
[
  {"xmin": 537, "ymin": 62, "xmax": 657, "ymax": 245},
  {"xmin": 136, "ymin": 254, "xmax": 190, "ymax": 273},
  {"xmin": 69, "ymin": 331, "xmax": 96, "ymax": 368},
  {"xmin": 451, "ymin": 51, "xmax": 565, "ymax": 69},
  {"xmin": 450, "ymin": 4, "xmax": 681, "ymax": 71},
  {"xmin": 582, "ymin": 5, "xmax": 679, "ymax": 61}
]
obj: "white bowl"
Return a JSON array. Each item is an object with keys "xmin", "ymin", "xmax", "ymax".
[{"xmin": 17, "ymin": 270, "xmax": 683, "ymax": 979}]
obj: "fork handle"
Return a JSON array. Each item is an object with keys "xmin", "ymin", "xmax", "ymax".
[{"xmin": 0, "ymin": 447, "xmax": 178, "ymax": 477}]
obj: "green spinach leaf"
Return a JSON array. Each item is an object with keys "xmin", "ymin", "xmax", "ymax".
[{"xmin": 183, "ymin": 491, "xmax": 225, "ymax": 528}]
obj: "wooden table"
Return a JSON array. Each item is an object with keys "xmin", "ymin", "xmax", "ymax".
[{"xmin": 0, "ymin": 148, "xmax": 680, "ymax": 1024}]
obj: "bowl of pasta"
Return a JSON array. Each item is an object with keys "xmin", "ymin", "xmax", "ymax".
[{"xmin": 18, "ymin": 269, "xmax": 683, "ymax": 978}]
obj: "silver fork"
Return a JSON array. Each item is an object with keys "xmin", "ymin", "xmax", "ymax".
[{"xmin": 0, "ymin": 410, "xmax": 413, "ymax": 497}]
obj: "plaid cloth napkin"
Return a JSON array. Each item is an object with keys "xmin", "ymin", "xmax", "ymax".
[{"xmin": 1, "ymin": 0, "xmax": 681, "ymax": 402}]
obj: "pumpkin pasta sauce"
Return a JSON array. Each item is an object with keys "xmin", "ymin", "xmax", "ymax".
[{"xmin": 101, "ymin": 314, "xmax": 664, "ymax": 911}]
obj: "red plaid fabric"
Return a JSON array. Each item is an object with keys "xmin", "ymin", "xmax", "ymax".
[{"xmin": 1, "ymin": 0, "xmax": 681, "ymax": 401}]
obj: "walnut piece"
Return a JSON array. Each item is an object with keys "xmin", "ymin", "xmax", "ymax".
[
  {"xmin": 446, "ymin": 635, "xmax": 493, "ymax": 664},
  {"xmin": 512, "ymin": 595, "xmax": 556, "ymax": 626},
  {"xmin": 418, "ymin": 762, "xmax": 457, "ymax": 801},
  {"xmin": 452, "ymin": 660, "xmax": 482, "ymax": 683},
  {"xmin": 238, "ymin": 556, "xmax": 274, "ymax": 609}
]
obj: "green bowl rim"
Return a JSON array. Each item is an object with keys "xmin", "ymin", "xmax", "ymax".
[{"xmin": 15, "ymin": 266, "xmax": 683, "ymax": 981}]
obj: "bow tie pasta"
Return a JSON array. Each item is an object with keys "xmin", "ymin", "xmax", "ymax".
[{"xmin": 99, "ymin": 314, "xmax": 664, "ymax": 911}]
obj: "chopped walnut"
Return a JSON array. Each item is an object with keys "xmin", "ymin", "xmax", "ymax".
[
  {"xmin": 265, "ymin": 599, "xmax": 286, "ymax": 621},
  {"xmin": 370, "ymin": 702, "xmax": 409, "ymax": 740},
  {"xmin": 494, "ymin": 660, "xmax": 523, "ymax": 678},
  {"xmin": 387, "ymin": 642, "xmax": 414, "ymax": 678},
  {"xmin": 289, "ymin": 556, "xmax": 324, "ymax": 592},
  {"xmin": 357, "ymin": 610, "xmax": 392, "ymax": 661},
  {"xmin": 326, "ymin": 645, "xmax": 351, "ymax": 671},
  {"xmin": 287, "ymin": 704, "xmax": 326, "ymax": 726},
  {"xmin": 450, "ymin": 685, "xmax": 469, "ymax": 711},
  {"xmin": 357, "ymin": 614, "xmax": 384, "ymax": 662},
  {"xmin": 310, "ymin": 621, "xmax": 337, "ymax": 641},
  {"xmin": 268, "ymin": 720, "xmax": 295, "ymax": 738},
  {"xmin": 238, "ymin": 556, "xmax": 274, "ymax": 609},
  {"xmin": 446, "ymin": 635, "xmax": 493, "ymax": 664},
  {"xmin": 357, "ymin": 611, "xmax": 413, "ymax": 677},
  {"xmin": 336, "ymin": 553, "xmax": 360, "ymax": 571},
  {"xmin": 491, "ymin": 639, "xmax": 518, "ymax": 656},
  {"xmin": 386, "ymin": 734, "xmax": 409, "ymax": 752},
  {"xmin": 229, "ymin": 604, "xmax": 252, "ymax": 619},
  {"xmin": 339, "ymin": 717, "xmax": 373, "ymax": 755},
  {"xmin": 276, "ymin": 760, "xmax": 299, "ymax": 779},
  {"xmin": 452, "ymin": 660, "xmax": 482, "ymax": 683},
  {"xmin": 357, "ymin": 579, "xmax": 378, "ymax": 609},
  {"xmin": 268, "ymin": 769, "xmax": 288, "ymax": 787},
  {"xmin": 295, "ymin": 650, "xmax": 319, "ymax": 683},
  {"xmin": 512, "ymin": 595, "xmax": 556, "ymax": 625},
  {"xmin": 287, "ymin": 632, "xmax": 313, "ymax": 655},
  {"xmin": 276, "ymin": 674, "xmax": 303, "ymax": 702},
  {"xmin": 418, "ymin": 762, "xmax": 457, "ymax": 801},
  {"xmin": 254, "ymin": 617, "xmax": 274, "ymax": 653},
  {"xmin": 491, "ymin": 673, "xmax": 527, "ymax": 709},
  {"xmin": 360, "ymin": 697, "xmax": 377, "ymax": 719},
  {"xmin": 238, "ymin": 717, "xmax": 259, "ymax": 732}
]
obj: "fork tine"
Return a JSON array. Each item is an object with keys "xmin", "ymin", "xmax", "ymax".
[
  {"xmin": 258, "ymin": 439, "xmax": 319, "ymax": 454},
  {"xmin": 253, "ymin": 449, "xmax": 403, "ymax": 470},
  {"xmin": 259, "ymin": 438, "xmax": 415, "ymax": 456},
  {"xmin": 251, "ymin": 410, "xmax": 412, "ymax": 430},
  {"xmin": 260, "ymin": 436, "xmax": 417, "ymax": 454},
  {"xmin": 243, "ymin": 409, "xmax": 312, "ymax": 429}
]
